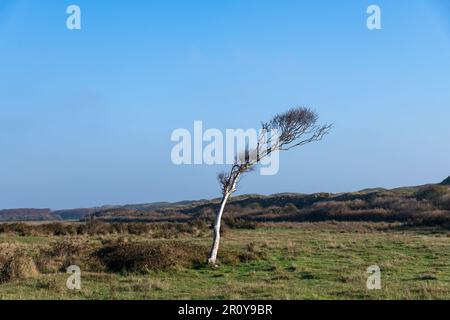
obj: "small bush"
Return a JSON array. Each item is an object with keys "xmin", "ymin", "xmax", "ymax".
[
  {"xmin": 0, "ymin": 251, "xmax": 39, "ymax": 283},
  {"xmin": 41, "ymin": 223, "xmax": 70, "ymax": 236},
  {"xmin": 416, "ymin": 185, "xmax": 449, "ymax": 205},
  {"xmin": 36, "ymin": 241, "xmax": 101, "ymax": 273},
  {"xmin": 223, "ymin": 217, "xmax": 258, "ymax": 229},
  {"xmin": 95, "ymin": 241, "xmax": 208, "ymax": 273},
  {"xmin": 124, "ymin": 223, "xmax": 151, "ymax": 235},
  {"xmin": 0, "ymin": 223, "xmax": 34, "ymax": 236}
]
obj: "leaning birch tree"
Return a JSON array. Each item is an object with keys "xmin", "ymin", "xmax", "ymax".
[{"xmin": 208, "ymin": 107, "xmax": 332, "ymax": 265}]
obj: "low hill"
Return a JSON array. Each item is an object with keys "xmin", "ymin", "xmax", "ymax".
[
  {"xmin": 90, "ymin": 182, "xmax": 450, "ymax": 228},
  {"xmin": 1, "ymin": 178, "xmax": 449, "ymax": 227},
  {"xmin": 0, "ymin": 208, "xmax": 96, "ymax": 222},
  {"xmin": 53, "ymin": 208, "xmax": 94, "ymax": 221},
  {"xmin": 441, "ymin": 176, "xmax": 450, "ymax": 185},
  {"xmin": 0, "ymin": 209, "xmax": 57, "ymax": 221}
]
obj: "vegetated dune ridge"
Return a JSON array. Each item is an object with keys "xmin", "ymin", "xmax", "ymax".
[{"xmin": 2, "ymin": 177, "xmax": 450, "ymax": 228}]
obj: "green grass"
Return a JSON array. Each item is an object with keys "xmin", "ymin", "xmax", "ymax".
[
  {"xmin": 0, "ymin": 223, "xmax": 449, "ymax": 300},
  {"xmin": 0, "ymin": 234, "xmax": 51, "ymax": 245}
]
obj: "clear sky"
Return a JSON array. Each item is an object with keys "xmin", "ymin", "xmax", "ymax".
[{"xmin": 1, "ymin": 0, "xmax": 449, "ymax": 209}]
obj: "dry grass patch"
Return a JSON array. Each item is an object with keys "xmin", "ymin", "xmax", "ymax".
[
  {"xmin": 95, "ymin": 241, "xmax": 208, "ymax": 273},
  {"xmin": 0, "ymin": 250, "xmax": 39, "ymax": 283},
  {"xmin": 36, "ymin": 240, "xmax": 103, "ymax": 273}
]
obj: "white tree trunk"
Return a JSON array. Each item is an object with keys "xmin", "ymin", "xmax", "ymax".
[{"xmin": 208, "ymin": 193, "xmax": 231, "ymax": 265}]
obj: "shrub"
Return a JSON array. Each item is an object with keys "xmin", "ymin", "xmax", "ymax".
[
  {"xmin": 0, "ymin": 223, "xmax": 34, "ymax": 236},
  {"xmin": 41, "ymin": 223, "xmax": 70, "ymax": 236},
  {"xmin": 36, "ymin": 241, "xmax": 102, "ymax": 273},
  {"xmin": 87, "ymin": 221, "xmax": 110, "ymax": 235},
  {"xmin": 223, "ymin": 217, "xmax": 258, "ymax": 229},
  {"xmin": 95, "ymin": 241, "xmax": 208, "ymax": 273},
  {"xmin": 126, "ymin": 223, "xmax": 151, "ymax": 235},
  {"xmin": 0, "ymin": 250, "xmax": 39, "ymax": 283},
  {"xmin": 416, "ymin": 185, "xmax": 449, "ymax": 203},
  {"xmin": 440, "ymin": 195, "xmax": 450, "ymax": 211}
]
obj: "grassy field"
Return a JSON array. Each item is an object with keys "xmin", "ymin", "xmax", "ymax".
[{"xmin": 0, "ymin": 222, "xmax": 449, "ymax": 300}]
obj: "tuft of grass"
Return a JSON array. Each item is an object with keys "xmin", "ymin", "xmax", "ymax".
[{"xmin": 414, "ymin": 274, "xmax": 438, "ymax": 281}]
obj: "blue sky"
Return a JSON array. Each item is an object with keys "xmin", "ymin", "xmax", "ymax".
[{"xmin": 1, "ymin": 0, "xmax": 449, "ymax": 209}]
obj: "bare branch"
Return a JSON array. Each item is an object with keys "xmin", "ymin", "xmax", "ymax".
[{"xmin": 217, "ymin": 107, "xmax": 332, "ymax": 195}]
